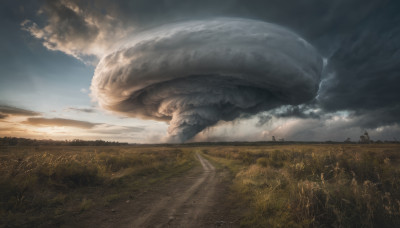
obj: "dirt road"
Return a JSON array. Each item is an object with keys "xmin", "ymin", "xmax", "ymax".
[{"xmin": 68, "ymin": 153, "xmax": 239, "ymax": 228}]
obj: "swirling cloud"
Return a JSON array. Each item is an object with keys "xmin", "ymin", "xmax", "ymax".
[{"xmin": 91, "ymin": 18, "xmax": 323, "ymax": 142}]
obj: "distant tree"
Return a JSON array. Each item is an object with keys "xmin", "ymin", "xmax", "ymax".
[{"xmin": 359, "ymin": 131, "xmax": 371, "ymax": 144}]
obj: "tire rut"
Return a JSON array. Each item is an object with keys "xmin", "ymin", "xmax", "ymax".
[
  {"xmin": 135, "ymin": 153, "xmax": 217, "ymax": 228},
  {"xmin": 65, "ymin": 153, "xmax": 240, "ymax": 228}
]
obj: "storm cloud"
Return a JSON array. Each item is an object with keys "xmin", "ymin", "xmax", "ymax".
[
  {"xmin": 22, "ymin": 0, "xmax": 400, "ymax": 141},
  {"xmin": 91, "ymin": 18, "xmax": 323, "ymax": 142},
  {"xmin": 21, "ymin": 0, "xmax": 131, "ymax": 61},
  {"xmin": 317, "ymin": 0, "xmax": 400, "ymax": 129}
]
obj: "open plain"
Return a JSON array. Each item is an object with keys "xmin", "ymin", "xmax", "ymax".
[{"xmin": 1, "ymin": 143, "xmax": 400, "ymax": 227}]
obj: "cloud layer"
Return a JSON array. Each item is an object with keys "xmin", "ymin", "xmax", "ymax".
[
  {"xmin": 23, "ymin": 117, "xmax": 98, "ymax": 129},
  {"xmin": 91, "ymin": 18, "xmax": 323, "ymax": 142},
  {"xmin": 0, "ymin": 105, "xmax": 41, "ymax": 118}
]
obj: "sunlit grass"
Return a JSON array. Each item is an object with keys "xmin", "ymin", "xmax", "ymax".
[{"xmin": 203, "ymin": 144, "xmax": 400, "ymax": 227}]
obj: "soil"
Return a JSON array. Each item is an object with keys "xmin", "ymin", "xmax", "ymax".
[{"xmin": 63, "ymin": 154, "xmax": 241, "ymax": 228}]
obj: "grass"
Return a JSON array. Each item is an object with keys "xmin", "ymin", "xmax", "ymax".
[
  {"xmin": 0, "ymin": 145, "xmax": 196, "ymax": 227},
  {"xmin": 2, "ymin": 143, "xmax": 400, "ymax": 227},
  {"xmin": 202, "ymin": 144, "xmax": 400, "ymax": 227}
]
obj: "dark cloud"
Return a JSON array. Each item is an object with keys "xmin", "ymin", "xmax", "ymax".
[
  {"xmin": 23, "ymin": 117, "xmax": 98, "ymax": 129},
  {"xmin": 0, "ymin": 105, "xmax": 41, "ymax": 117},
  {"xmin": 65, "ymin": 107, "xmax": 96, "ymax": 113},
  {"xmin": 256, "ymin": 114, "xmax": 272, "ymax": 127},
  {"xmin": 21, "ymin": 0, "xmax": 127, "ymax": 61},
  {"xmin": 23, "ymin": 0, "xmax": 400, "ymax": 140},
  {"xmin": 0, "ymin": 114, "xmax": 8, "ymax": 119},
  {"xmin": 348, "ymin": 107, "xmax": 400, "ymax": 129},
  {"xmin": 92, "ymin": 18, "xmax": 323, "ymax": 142},
  {"xmin": 317, "ymin": 1, "xmax": 400, "ymax": 128},
  {"xmin": 23, "ymin": 0, "xmax": 387, "ymax": 58},
  {"xmin": 272, "ymin": 105, "xmax": 320, "ymax": 119}
]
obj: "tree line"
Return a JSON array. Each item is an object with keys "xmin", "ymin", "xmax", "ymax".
[{"xmin": 0, "ymin": 137, "xmax": 128, "ymax": 146}]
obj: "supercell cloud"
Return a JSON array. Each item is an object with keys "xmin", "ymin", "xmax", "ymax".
[
  {"xmin": 15, "ymin": 0, "xmax": 400, "ymax": 141},
  {"xmin": 91, "ymin": 18, "xmax": 323, "ymax": 142}
]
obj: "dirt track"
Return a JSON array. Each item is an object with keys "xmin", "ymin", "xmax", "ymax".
[{"xmin": 67, "ymin": 153, "xmax": 239, "ymax": 228}]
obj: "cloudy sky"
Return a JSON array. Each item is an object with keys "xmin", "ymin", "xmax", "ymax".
[{"xmin": 1, "ymin": 0, "xmax": 399, "ymax": 143}]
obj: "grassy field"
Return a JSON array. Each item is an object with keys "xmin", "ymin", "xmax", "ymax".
[
  {"xmin": 202, "ymin": 144, "xmax": 400, "ymax": 227},
  {"xmin": 0, "ymin": 146, "xmax": 196, "ymax": 227},
  {"xmin": 1, "ymin": 144, "xmax": 400, "ymax": 227}
]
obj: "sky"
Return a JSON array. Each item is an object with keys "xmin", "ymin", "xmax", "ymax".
[{"xmin": 0, "ymin": 0, "xmax": 399, "ymax": 143}]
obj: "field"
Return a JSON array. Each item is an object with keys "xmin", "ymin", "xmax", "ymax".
[
  {"xmin": 1, "ymin": 143, "xmax": 400, "ymax": 227},
  {"xmin": 0, "ymin": 146, "xmax": 195, "ymax": 227},
  {"xmin": 203, "ymin": 144, "xmax": 400, "ymax": 227}
]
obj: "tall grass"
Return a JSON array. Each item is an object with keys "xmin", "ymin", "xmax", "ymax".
[
  {"xmin": 203, "ymin": 144, "xmax": 400, "ymax": 227},
  {"xmin": 0, "ymin": 146, "xmax": 195, "ymax": 227}
]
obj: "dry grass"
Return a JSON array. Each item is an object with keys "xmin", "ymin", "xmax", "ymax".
[
  {"xmin": 203, "ymin": 144, "xmax": 400, "ymax": 227},
  {"xmin": 0, "ymin": 145, "xmax": 195, "ymax": 227},
  {"xmin": 3, "ymin": 144, "xmax": 400, "ymax": 227}
]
